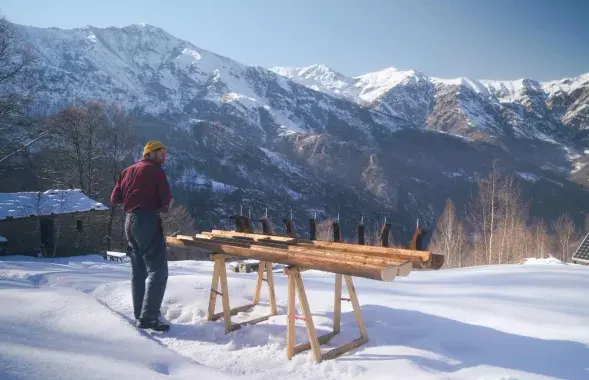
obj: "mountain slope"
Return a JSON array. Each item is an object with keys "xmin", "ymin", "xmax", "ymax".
[
  {"xmin": 272, "ymin": 64, "xmax": 589, "ymax": 144},
  {"xmin": 6, "ymin": 22, "xmax": 589, "ymax": 240}
]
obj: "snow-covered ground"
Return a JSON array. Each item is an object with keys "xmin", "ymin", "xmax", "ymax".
[{"xmin": 0, "ymin": 254, "xmax": 587, "ymax": 380}]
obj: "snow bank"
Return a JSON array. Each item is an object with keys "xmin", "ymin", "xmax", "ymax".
[
  {"xmin": 1, "ymin": 256, "xmax": 588, "ymax": 379},
  {"xmin": 0, "ymin": 287, "xmax": 230, "ymax": 380},
  {"xmin": 522, "ymin": 256, "xmax": 567, "ymax": 265},
  {"xmin": 0, "ymin": 189, "xmax": 107, "ymax": 220}
]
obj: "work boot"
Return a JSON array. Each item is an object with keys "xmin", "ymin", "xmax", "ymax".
[{"xmin": 136, "ymin": 318, "xmax": 170, "ymax": 332}]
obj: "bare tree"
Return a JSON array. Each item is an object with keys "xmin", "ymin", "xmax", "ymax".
[
  {"xmin": 530, "ymin": 219, "xmax": 551, "ymax": 259},
  {"xmin": 553, "ymin": 214, "xmax": 577, "ymax": 262},
  {"xmin": 0, "ymin": 16, "xmax": 42, "ymax": 165},
  {"xmin": 466, "ymin": 161, "xmax": 502, "ymax": 265},
  {"xmin": 429, "ymin": 198, "xmax": 469, "ymax": 268},
  {"xmin": 493, "ymin": 173, "xmax": 532, "ymax": 263},
  {"xmin": 316, "ymin": 217, "xmax": 334, "ymax": 242},
  {"xmin": 160, "ymin": 199, "xmax": 198, "ymax": 236},
  {"xmin": 48, "ymin": 101, "xmax": 106, "ymax": 195},
  {"xmin": 100, "ymin": 104, "xmax": 138, "ymax": 249}
]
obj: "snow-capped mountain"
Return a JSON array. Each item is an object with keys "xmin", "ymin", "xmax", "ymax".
[
  {"xmin": 271, "ymin": 64, "xmax": 589, "ymax": 143},
  {"xmin": 7, "ymin": 21, "xmax": 589, "ymax": 238}
]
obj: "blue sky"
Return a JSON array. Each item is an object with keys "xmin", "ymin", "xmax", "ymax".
[{"xmin": 0, "ymin": 0, "xmax": 587, "ymax": 81}]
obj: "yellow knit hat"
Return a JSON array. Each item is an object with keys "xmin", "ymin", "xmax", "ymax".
[{"xmin": 143, "ymin": 140, "xmax": 167, "ymax": 156}]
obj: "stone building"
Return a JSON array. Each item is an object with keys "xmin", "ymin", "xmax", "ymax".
[{"xmin": 0, "ymin": 189, "xmax": 109, "ymax": 257}]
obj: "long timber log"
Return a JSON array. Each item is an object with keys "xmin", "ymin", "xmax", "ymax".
[
  {"xmin": 193, "ymin": 234, "xmax": 412, "ymax": 276},
  {"xmin": 166, "ymin": 236, "xmax": 399, "ymax": 281},
  {"xmin": 301, "ymin": 240, "xmax": 443, "ymax": 269},
  {"xmin": 204, "ymin": 230, "xmax": 444, "ymax": 269}
]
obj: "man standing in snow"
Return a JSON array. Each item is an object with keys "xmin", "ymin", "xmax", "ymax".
[{"xmin": 110, "ymin": 141, "xmax": 172, "ymax": 332}]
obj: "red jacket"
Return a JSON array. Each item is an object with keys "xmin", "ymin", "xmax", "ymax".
[{"xmin": 110, "ymin": 159, "xmax": 172, "ymax": 212}]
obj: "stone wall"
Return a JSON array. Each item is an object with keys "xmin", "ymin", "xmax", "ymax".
[
  {"xmin": 51, "ymin": 211, "xmax": 109, "ymax": 256},
  {"xmin": 0, "ymin": 217, "xmax": 39, "ymax": 255},
  {"xmin": 0, "ymin": 210, "xmax": 109, "ymax": 257}
]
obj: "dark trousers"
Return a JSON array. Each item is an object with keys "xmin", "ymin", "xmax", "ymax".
[{"xmin": 125, "ymin": 210, "xmax": 168, "ymax": 322}]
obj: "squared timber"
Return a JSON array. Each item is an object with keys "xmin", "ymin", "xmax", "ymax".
[
  {"xmin": 207, "ymin": 254, "xmax": 277, "ymax": 333},
  {"xmin": 285, "ymin": 268, "xmax": 369, "ymax": 363}
]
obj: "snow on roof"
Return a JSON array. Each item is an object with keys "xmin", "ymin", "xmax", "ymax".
[
  {"xmin": 0, "ymin": 236, "xmax": 6, "ymax": 243},
  {"xmin": 0, "ymin": 189, "xmax": 108, "ymax": 220}
]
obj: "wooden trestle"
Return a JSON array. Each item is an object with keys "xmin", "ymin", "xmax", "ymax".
[{"xmin": 166, "ymin": 225, "xmax": 442, "ymax": 362}]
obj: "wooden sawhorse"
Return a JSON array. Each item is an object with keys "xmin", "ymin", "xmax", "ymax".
[
  {"xmin": 284, "ymin": 267, "xmax": 368, "ymax": 362},
  {"xmin": 207, "ymin": 254, "xmax": 278, "ymax": 333}
]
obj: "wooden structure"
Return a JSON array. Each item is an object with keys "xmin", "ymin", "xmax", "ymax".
[
  {"xmin": 207, "ymin": 253, "xmax": 277, "ymax": 332},
  {"xmin": 166, "ymin": 215, "xmax": 443, "ymax": 363}
]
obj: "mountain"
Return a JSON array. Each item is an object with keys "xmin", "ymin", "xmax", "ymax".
[
  {"xmin": 5, "ymin": 22, "xmax": 589, "ymax": 242},
  {"xmin": 270, "ymin": 64, "xmax": 589, "ymax": 143}
]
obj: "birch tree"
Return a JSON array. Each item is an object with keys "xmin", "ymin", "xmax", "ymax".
[
  {"xmin": 553, "ymin": 214, "xmax": 577, "ymax": 262},
  {"xmin": 430, "ymin": 198, "xmax": 469, "ymax": 268}
]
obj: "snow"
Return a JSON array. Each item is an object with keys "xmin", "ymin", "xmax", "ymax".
[
  {"xmin": 0, "ymin": 236, "xmax": 6, "ymax": 243},
  {"xmin": 542, "ymin": 73, "xmax": 589, "ymax": 96},
  {"xmin": 523, "ymin": 256, "xmax": 567, "ymax": 265},
  {"xmin": 260, "ymin": 147, "xmax": 304, "ymax": 177},
  {"xmin": 1, "ymin": 254, "xmax": 588, "ymax": 380},
  {"xmin": 270, "ymin": 64, "xmax": 353, "ymax": 100},
  {"xmin": 572, "ymin": 161, "xmax": 586, "ymax": 174},
  {"xmin": 271, "ymin": 64, "xmax": 421, "ymax": 105},
  {"xmin": 106, "ymin": 251, "xmax": 127, "ymax": 258},
  {"xmin": 211, "ymin": 180, "xmax": 237, "ymax": 193},
  {"xmin": 0, "ymin": 189, "xmax": 108, "ymax": 220},
  {"xmin": 516, "ymin": 172, "xmax": 540, "ymax": 182}
]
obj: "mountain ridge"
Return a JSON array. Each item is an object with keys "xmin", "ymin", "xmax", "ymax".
[{"xmin": 5, "ymin": 20, "xmax": 589, "ymax": 240}]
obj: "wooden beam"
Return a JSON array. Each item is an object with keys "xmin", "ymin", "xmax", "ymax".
[
  {"xmin": 293, "ymin": 270, "xmax": 322, "ymax": 362},
  {"xmin": 334, "ymin": 273, "xmax": 342, "ymax": 334},
  {"xmin": 204, "ymin": 231, "xmax": 296, "ymax": 244},
  {"xmin": 167, "ymin": 236, "xmax": 400, "ymax": 281},
  {"xmin": 298, "ymin": 240, "xmax": 442, "ymax": 269},
  {"xmin": 344, "ymin": 275, "xmax": 368, "ymax": 339},
  {"xmin": 286, "ymin": 273, "xmax": 296, "ymax": 360},
  {"xmin": 209, "ymin": 303, "xmax": 256, "ymax": 321},
  {"xmin": 189, "ymin": 234, "xmax": 412, "ymax": 277},
  {"xmin": 203, "ymin": 230, "xmax": 443, "ymax": 270},
  {"xmin": 265, "ymin": 261, "xmax": 278, "ymax": 315},
  {"xmin": 321, "ymin": 337, "xmax": 369, "ymax": 361},
  {"xmin": 195, "ymin": 233, "xmax": 411, "ymax": 269},
  {"xmin": 294, "ymin": 332, "xmax": 338, "ymax": 355}
]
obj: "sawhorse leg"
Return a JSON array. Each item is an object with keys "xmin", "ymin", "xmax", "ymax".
[
  {"xmin": 207, "ymin": 254, "xmax": 277, "ymax": 333},
  {"xmin": 285, "ymin": 268, "xmax": 368, "ymax": 362}
]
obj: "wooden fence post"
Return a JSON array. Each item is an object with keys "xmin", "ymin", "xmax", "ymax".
[
  {"xmin": 285, "ymin": 218, "xmax": 297, "ymax": 237},
  {"xmin": 310, "ymin": 217, "xmax": 317, "ymax": 240},
  {"xmin": 380, "ymin": 223, "xmax": 391, "ymax": 247},
  {"xmin": 358, "ymin": 222, "xmax": 365, "ymax": 245},
  {"xmin": 332, "ymin": 219, "xmax": 341, "ymax": 242},
  {"xmin": 261, "ymin": 217, "xmax": 273, "ymax": 235},
  {"xmin": 409, "ymin": 226, "xmax": 424, "ymax": 250}
]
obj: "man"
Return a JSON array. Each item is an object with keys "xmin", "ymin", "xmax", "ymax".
[{"xmin": 111, "ymin": 141, "xmax": 172, "ymax": 332}]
